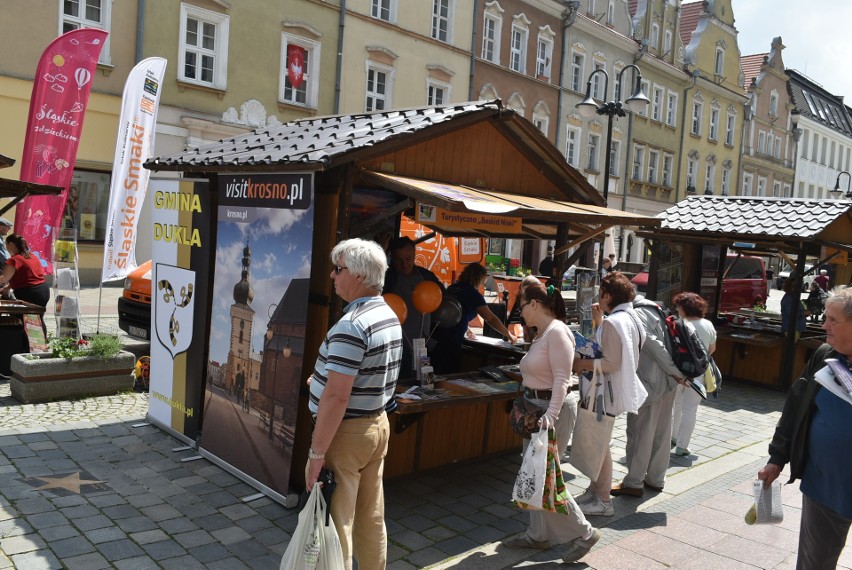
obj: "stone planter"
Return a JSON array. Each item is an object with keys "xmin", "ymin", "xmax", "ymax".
[{"xmin": 10, "ymin": 350, "xmax": 136, "ymax": 404}]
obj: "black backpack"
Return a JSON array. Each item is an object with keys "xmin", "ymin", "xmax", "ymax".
[{"xmin": 664, "ymin": 315, "xmax": 710, "ymax": 378}]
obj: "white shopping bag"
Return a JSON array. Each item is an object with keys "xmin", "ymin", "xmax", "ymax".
[
  {"xmin": 280, "ymin": 484, "xmax": 345, "ymax": 570},
  {"xmin": 512, "ymin": 428, "xmax": 548, "ymax": 510}
]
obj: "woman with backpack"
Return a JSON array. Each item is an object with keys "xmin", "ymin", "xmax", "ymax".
[{"xmin": 670, "ymin": 292, "xmax": 716, "ymax": 457}]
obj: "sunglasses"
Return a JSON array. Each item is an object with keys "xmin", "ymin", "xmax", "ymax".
[{"xmin": 333, "ymin": 265, "xmax": 348, "ymax": 275}]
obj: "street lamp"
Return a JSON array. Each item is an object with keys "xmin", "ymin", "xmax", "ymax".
[
  {"xmin": 576, "ymin": 64, "xmax": 650, "ymax": 269},
  {"xmin": 832, "ymin": 170, "xmax": 852, "ymax": 199}
]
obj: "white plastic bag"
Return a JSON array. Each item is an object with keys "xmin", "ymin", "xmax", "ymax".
[
  {"xmin": 512, "ymin": 428, "xmax": 548, "ymax": 510},
  {"xmin": 280, "ymin": 484, "xmax": 345, "ymax": 570}
]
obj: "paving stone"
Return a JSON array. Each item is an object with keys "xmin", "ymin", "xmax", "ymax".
[
  {"xmin": 9, "ymin": 549, "xmax": 62, "ymax": 570},
  {"xmin": 49, "ymin": 535, "xmax": 96, "ymax": 558},
  {"xmin": 0, "ymin": 533, "xmax": 46, "ymax": 555},
  {"xmin": 172, "ymin": 529, "xmax": 216, "ymax": 549},
  {"xmin": 96, "ymin": 538, "xmax": 145, "ymax": 561},
  {"xmin": 84, "ymin": 526, "xmax": 128, "ymax": 544},
  {"xmin": 210, "ymin": 525, "xmax": 253, "ymax": 545},
  {"xmin": 26, "ymin": 511, "xmax": 70, "ymax": 530},
  {"xmin": 115, "ymin": 516, "xmax": 159, "ymax": 533},
  {"xmin": 139, "ymin": 503, "xmax": 181, "ymax": 522},
  {"xmin": 141, "ymin": 539, "xmax": 186, "ymax": 561},
  {"xmin": 160, "ymin": 554, "xmax": 207, "ymax": 569},
  {"xmin": 225, "ymin": 538, "xmax": 271, "ymax": 561},
  {"xmin": 61, "ymin": 551, "xmax": 112, "ymax": 570},
  {"xmin": 72, "ymin": 514, "xmax": 113, "ymax": 531},
  {"xmin": 112, "ymin": 555, "xmax": 160, "ymax": 569},
  {"xmin": 37, "ymin": 524, "xmax": 78, "ymax": 542},
  {"xmin": 158, "ymin": 517, "xmax": 200, "ymax": 534},
  {"xmin": 128, "ymin": 529, "xmax": 169, "ymax": 545},
  {"xmin": 186, "ymin": 542, "xmax": 231, "ymax": 563}
]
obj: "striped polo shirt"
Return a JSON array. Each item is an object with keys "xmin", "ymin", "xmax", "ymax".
[{"xmin": 308, "ymin": 296, "xmax": 403, "ymax": 418}]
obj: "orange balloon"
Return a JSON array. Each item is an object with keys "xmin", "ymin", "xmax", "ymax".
[
  {"xmin": 412, "ymin": 281, "xmax": 443, "ymax": 314},
  {"xmin": 383, "ymin": 293, "xmax": 407, "ymax": 324}
]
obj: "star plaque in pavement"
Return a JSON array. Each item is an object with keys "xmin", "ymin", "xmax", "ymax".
[{"xmin": 21, "ymin": 470, "xmax": 111, "ymax": 496}]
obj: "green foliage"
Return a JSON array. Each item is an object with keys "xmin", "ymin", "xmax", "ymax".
[{"xmin": 48, "ymin": 334, "xmax": 122, "ymax": 360}]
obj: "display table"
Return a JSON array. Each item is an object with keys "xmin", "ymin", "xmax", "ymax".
[
  {"xmin": 459, "ymin": 335, "xmax": 526, "ymax": 370},
  {"xmin": 385, "ymin": 368, "xmax": 522, "ymax": 478},
  {"xmin": 0, "ymin": 299, "xmax": 47, "ymax": 376}
]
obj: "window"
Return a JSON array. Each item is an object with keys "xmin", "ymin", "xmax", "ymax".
[
  {"xmin": 638, "ymin": 79, "xmax": 650, "ymax": 116},
  {"xmin": 61, "ymin": 0, "xmax": 112, "ymax": 65},
  {"xmin": 371, "ymin": 0, "xmax": 395, "ymax": 22},
  {"xmin": 800, "ymin": 129, "xmax": 809, "ymax": 158},
  {"xmin": 774, "ymin": 136, "xmax": 781, "ymax": 159},
  {"xmin": 705, "ymin": 163, "xmax": 715, "ymax": 194},
  {"xmin": 687, "ymin": 157, "xmax": 697, "ymax": 190},
  {"xmin": 179, "ymin": 4, "xmax": 230, "ymax": 90},
  {"xmin": 783, "ymin": 183, "xmax": 791, "ymax": 197},
  {"xmin": 536, "ymin": 35, "xmax": 553, "ymax": 79},
  {"xmin": 691, "ymin": 98, "xmax": 703, "ymax": 135},
  {"xmin": 280, "ymin": 34, "xmax": 320, "ymax": 108},
  {"xmin": 709, "ymin": 107, "xmax": 719, "ymax": 141},
  {"xmin": 773, "ymin": 181, "xmax": 782, "ymax": 197},
  {"xmin": 565, "ymin": 127, "xmax": 580, "ymax": 167},
  {"xmin": 66, "ymin": 168, "xmax": 111, "ymax": 241},
  {"xmin": 757, "ymin": 176, "xmax": 766, "ymax": 197},
  {"xmin": 666, "ymin": 92, "xmax": 678, "ymax": 126},
  {"xmin": 758, "ymin": 131, "xmax": 766, "ymax": 154},
  {"xmin": 570, "ymin": 51, "xmax": 585, "ymax": 92},
  {"xmin": 769, "ymin": 90, "xmax": 779, "ymax": 117},
  {"xmin": 811, "ymin": 134, "xmax": 819, "ymax": 162},
  {"xmin": 587, "ymin": 133, "xmax": 600, "ymax": 171},
  {"xmin": 831, "ymin": 140, "xmax": 837, "ymax": 167},
  {"xmin": 725, "ymin": 111, "xmax": 735, "ymax": 145},
  {"xmin": 613, "ymin": 65, "xmax": 623, "ymax": 100},
  {"xmin": 742, "ymin": 173, "xmax": 753, "ymax": 196},
  {"xmin": 532, "ymin": 112, "xmax": 548, "ymax": 136},
  {"xmin": 652, "ymin": 86, "xmax": 664, "ymax": 122},
  {"xmin": 607, "ymin": 1, "xmax": 615, "ymax": 25},
  {"xmin": 510, "ymin": 24, "xmax": 528, "ymax": 73},
  {"xmin": 366, "ymin": 64, "xmax": 392, "ymax": 111},
  {"xmin": 431, "ymin": 0, "xmax": 452, "ymax": 42},
  {"xmin": 482, "ymin": 13, "xmax": 501, "ymax": 63},
  {"xmin": 426, "ymin": 81, "xmax": 447, "ymax": 106},
  {"xmin": 648, "ymin": 150, "xmax": 659, "ymax": 184},
  {"xmin": 588, "ymin": 0, "xmax": 596, "ymax": 15},
  {"xmin": 609, "ymin": 141, "xmax": 620, "ymax": 176},
  {"xmin": 662, "ymin": 154, "xmax": 673, "ymax": 187},
  {"xmin": 820, "ymin": 136, "xmax": 827, "ymax": 164},
  {"xmin": 721, "ymin": 165, "xmax": 731, "ymax": 195},
  {"xmin": 650, "ymin": 23, "xmax": 660, "ymax": 51},
  {"xmin": 633, "ymin": 145, "xmax": 645, "ymax": 180},
  {"xmin": 714, "ymin": 47, "xmax": 724, "ymax": 75},
  {"xmin": 664, "ymin": 29, "xmax": 673, "ymax": 55},
  {"xmin": 592, "ymin": 61, "xmax": 605, "ymax": 99}
]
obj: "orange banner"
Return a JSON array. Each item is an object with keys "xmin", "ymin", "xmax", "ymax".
[{"xmin": 415, "ymin": 203, "xmax": 522, "ymax": 232}]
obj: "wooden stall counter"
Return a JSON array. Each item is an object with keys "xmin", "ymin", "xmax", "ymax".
[
  {"xmin": 385, "ymin": 368, "xmax": 522, "ymax": 478},
  {"xmin": 713, "ymin": 323, "xmax": 822, "ymax": 388}
]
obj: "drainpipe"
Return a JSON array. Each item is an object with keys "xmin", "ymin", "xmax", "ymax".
[
  {"xmin": 618, "ymin": 112, "xmax": 634, "ymax": 260},
  {"xmin": 135, "ymin": 0, "xmax": 145, "ymax": 64},
  {"xmin": 555, "ymin": 1, "xmax": 580, "ymax": 150},
  {"xmin": 675, "ymin": 69, "xmax": 700, "ymax": 202},
  {"xmin": 468, "ymin": 0, "xmax": 479, "ymax": 100},
  {"xmin": 334, "ymin": 0, "xmax": 346, "ymax": 114}
]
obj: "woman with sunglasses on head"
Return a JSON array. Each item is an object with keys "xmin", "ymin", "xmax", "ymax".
[
  {"xmin": 0, "ymin": 234, "xmax": 50, "ymax": 307},
  {"xmin": 503, "ymin": 282, "xmax": 600, "ymax": 563},
  {"xmin": 572, "ymin": 272, "xmax": 647, "ymax": 517}
]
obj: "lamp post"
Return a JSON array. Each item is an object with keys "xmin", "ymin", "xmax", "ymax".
[
  {"xmin": 832, "ymin": 170, "xmax": 852, "ymax": 199},
  {"xmin": 576, "ymin": 64, "xmax": 650, "ymax": 270},
  {"xmin": 265, "ymin": 304, "xmax": 278, "ymax": 440}
]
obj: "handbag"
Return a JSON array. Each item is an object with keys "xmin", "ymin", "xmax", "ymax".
[
  {"xmin": 568, "ymin": 360, "xmax": 616, "ymax": 480},
  {"xmin": 703, "ymin": 359, "xmax": 717, "ymax": 393},
  {"xmin": 512, "ymin": 428, "xmax": 548, "ymax": 509},
  {"xmin": 513, "ymin": 427, "xmax": 573, "ymax": 514},
  {"xmin": 509, "ymin": 386, "xmax": 544, "ymax": 439},
  {"xmin": 280, "ymin": 483, "xmax": 345, "ymax": 570}
]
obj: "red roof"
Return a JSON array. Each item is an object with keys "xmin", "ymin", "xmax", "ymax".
[
  {"xmin": 740, "ymin": 53, "xmax": 767, "ymax": 92},
  {"xmin": 679, "ymin": 2, "xmax": 703, "ymax": 48}
]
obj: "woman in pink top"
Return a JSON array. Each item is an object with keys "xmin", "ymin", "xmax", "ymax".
[{"xmin": 503, "ymin": 282, "xmax": 600, "ymax": 564}]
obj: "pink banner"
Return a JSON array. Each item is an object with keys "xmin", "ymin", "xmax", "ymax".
[{"xmin": 15, "ymin": 28, "xmax": 108, "ymax": 273}]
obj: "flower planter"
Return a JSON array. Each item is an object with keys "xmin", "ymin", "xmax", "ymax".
[{"xmin": 10, "ymin": 350, "xmax": 136, "ymax": 404}]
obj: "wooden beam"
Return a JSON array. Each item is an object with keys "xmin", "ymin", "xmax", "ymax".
[{"xmin": 554, "ymin": 225, "xmax": 611, "ymax": 256}]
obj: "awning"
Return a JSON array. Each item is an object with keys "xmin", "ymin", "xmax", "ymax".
[
  {"xmin": 0, "ymin": 178, "xmax": 64, "ymax": 217},
  {"xmin": 361, "ymin": 170, "xmax": 658, "ymax": 249}
]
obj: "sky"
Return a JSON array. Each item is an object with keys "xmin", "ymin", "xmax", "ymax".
[{"xmin": 733, "ymin": 0, "xmax": 852, "ymax": 100}]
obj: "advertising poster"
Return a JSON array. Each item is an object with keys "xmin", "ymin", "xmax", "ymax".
[
  {"xmin": 148, "ymin": 179, "xmax": 212, "ymax": 442},
  {"xmin": 199, "ymin": 172, "xmax": 314, "ymax": 501}
]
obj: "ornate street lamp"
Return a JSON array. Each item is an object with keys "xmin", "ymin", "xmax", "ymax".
[{"xmin": 832, "ymin": 170, "xmax": 852, "ymax": 199}]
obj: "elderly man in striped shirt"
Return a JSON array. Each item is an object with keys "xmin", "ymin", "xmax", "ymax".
[{"xmin": 307, "ymin": 238, "xmax": 403, "ymax": 570}]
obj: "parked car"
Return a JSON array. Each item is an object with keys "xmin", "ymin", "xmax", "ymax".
[
  {"xmin": 630, "ymin": 254, "xmax": 768, "ymax": 312},
  {"xmin": 776, "ymin": 263, "xmax": 815, "ymax": 290},
  {"xmin": 117, "ymin": 260, "xmax": 152, "ymax": 340}
]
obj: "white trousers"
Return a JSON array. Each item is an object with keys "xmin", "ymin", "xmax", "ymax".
[{"xmin": 671, "ymin": 383, "xmax": 702, "ymax": 449}]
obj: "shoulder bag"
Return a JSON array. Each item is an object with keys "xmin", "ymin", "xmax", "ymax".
[{"xmin": 568, "ymin": 360, "xmax": 616, "ymax": 480}]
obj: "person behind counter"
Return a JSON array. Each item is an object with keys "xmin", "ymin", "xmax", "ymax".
[
  {"xmin": 507, "ymin": 274, "xmax": 542, "ymax": 342},
  {"xmin": 572, "ymin": 272, "xmax": 647, "ymax": 517},
  {"xmin": 758, "ymin": 285, "xmax": 852, "ymax": 570},
  {"xmin": 781, "ymin": 276, "xmax": 808, "ymax": 340},
  {"xmin": 0, "ymin": 234, "xmax": 50, "ymax": 307},
  {"xmin": 670, "ymin": 292, "xmax": 716, "ymax": 457},
  {"xmin": 382, "ymin": 237, "xmax": 444, "ymax": 378},
  {"xmin": 432, "ymin": 263, "xmax": 518, "ymax": 374},
  {"xmin": 503, "ymin": 281, "xmax": 600, "ymax": 563},
  {"xmin": 306, "ymin": 238, "xmax": 403, "ymax": 570}
]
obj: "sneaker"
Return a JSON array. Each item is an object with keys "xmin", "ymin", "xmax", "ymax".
[
  {"xmin": 675, "ymin": 447, "xmax": 691, "ymax": 456},
  {"xmin": 503, "ymin": 534, "xmax": 551, "ymax": 550},
  {"xmin": 562, "ymin": 528, "xmax": 601, "ymax": 563},
  {"xmin": 580, "ymin": 498, "xmax": 614, "ymax": 516},
  {"xmin": 573, "ymin": 489, "xmax": 596, "ymax": 504}
]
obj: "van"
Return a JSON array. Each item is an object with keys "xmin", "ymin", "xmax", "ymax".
[
  {"xmin": 630, "ymin": 254, "xmax": 767, "ymax": 312},
  {"xmin": 117, "ymin": 260, "xmax": 152, "ymax": 340}
]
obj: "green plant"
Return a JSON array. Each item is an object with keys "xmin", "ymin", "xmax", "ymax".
[{"xmin": 47, "ymin": 334, "xmax": 122, "ymax": 360}]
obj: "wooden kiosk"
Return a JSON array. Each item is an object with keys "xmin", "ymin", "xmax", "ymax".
[
  {"xmin": 635, "ymin": 195, "xmax": 851, "ymax": 390},
  {"xmin": 146, "ymin": 101, "xmax": 657, "ymax": 492}
]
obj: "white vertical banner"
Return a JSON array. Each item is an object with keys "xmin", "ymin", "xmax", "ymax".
[{"xmin": 101, "ymin": 57, "xmax": 167, "ymax": 282}]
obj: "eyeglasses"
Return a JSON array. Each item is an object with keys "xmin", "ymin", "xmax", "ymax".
[{"xmin": 333, "ymin": 265, "xmax": 348, "ymax": 275}]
